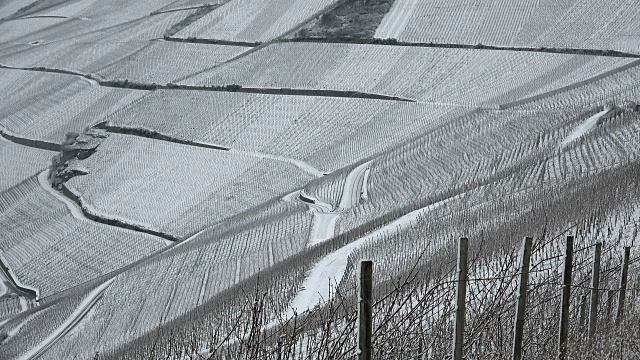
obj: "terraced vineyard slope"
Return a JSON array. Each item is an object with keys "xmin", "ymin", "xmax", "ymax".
[
  {"xmin": 0, "ymin": 0, "xmax": 638, "ymax": 359},
  {"xmin": 181, "ymin": 42, "xmax": 638, "ymax": 106},
  {"xmin": 376, "ymin": 0, "xmax": 640, "ymax": 53}
]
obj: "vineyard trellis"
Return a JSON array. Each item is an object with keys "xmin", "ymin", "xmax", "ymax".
[
  {"xmin": 134, "ymin": 228, "xmax": 637, "ymax": 360},
  {"xmin": 350, "ymin": 236, "xmax": 635, "ymax": 360}
]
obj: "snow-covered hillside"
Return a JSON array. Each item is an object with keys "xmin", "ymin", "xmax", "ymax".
[{"xmin": 0, "ymin": 0, "xmax": 638, "ymax": 359}]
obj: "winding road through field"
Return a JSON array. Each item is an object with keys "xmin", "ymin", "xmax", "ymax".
[
  {"xmin": 300, "ymin": 161, "xmax": 372, "ymax": 246},
  {"xmin": 285, "ymin": 191, "xmax": 463, "ymax": 317}
]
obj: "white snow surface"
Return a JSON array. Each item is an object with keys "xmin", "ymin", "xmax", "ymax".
[
  {"xmin": 305, "ymin": 161, "xmax": 372, "ymax": 246},
  {"xmin": 338, "ymin": 161, "xmax": 372, "ymax": 210},
  {"xmin": 285, "ymin": 192, "xmax": 462, "ymax": 318},
  {"xmin": 561, "ymin": 107, "xmax": 612, "ymax": 147},
  {"xmin": 308, "ymin": 213, "xmax": 340, "ymax": 246},
  {"xmin": 18, "ymin": 277, "xmax": 115, "ymax": 360},
  {"xmin": 81, "ymin": 77, "xmax": 99, "ymax": 86},
  {"xmin": 39, "ymin": 170, "xmax": 172, "ymax": 246}
]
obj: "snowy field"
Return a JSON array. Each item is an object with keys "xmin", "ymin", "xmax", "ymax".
[
  {"xmin": 0, "ymin": 140, "xmax": 53, "ymax": 193},
  {"xmin": 180, "ymin": 42, "xmax": 637, "ymax": 106},
  {"xmin": 0, "ymin": 174, "xmax": 165, "ymax": 298},
  {"xmin": 105, "ymin": 90, "xmax": 468, "ymax": 171},
  {"xmin": 95, "ymin": 40, "xmax": 251, "ymax": 84},
  {"xmin": 0, "ymin": 68, "xmax": 148, "ymax": 143},
  {"xmin": 173, "ymin": 0, "xmax": 342, "ymax": 42},
  {"xmin": 64, "ymin": 134, "xmax": 315, "ymax": 237},
  {"xmin": 0, "ymin": 0, "xmax": 639, "ymax": 358},
  {"xmin": 375, "ymin": 0, "xmax": 640, "ymax": 53}
]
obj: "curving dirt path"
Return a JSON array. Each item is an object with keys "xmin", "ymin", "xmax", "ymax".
[{"xmin": 230, "ymin": 148, "xmax": 326, "ymax": 178}]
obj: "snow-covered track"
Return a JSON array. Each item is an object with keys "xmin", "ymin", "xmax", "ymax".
[{"xmin": 18, "ymin": 278, "xmax": 115, "ymax": 360}]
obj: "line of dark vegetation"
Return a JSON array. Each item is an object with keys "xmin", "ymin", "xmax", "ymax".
[
  {"xmin": 237, "ymin": 87, "xmax": 415, "ymax": 102},
  {"xmin": 97, "ymin": 123, "xmax": 230, "ymax": 151},
  {"xmin": 0, "ymin": 128, "xmax": 60, "ymax": 152},
  {"xmin": 281, "ymin": 37, "xmax": 640, "ymax": 58},
  {"xmin": 4, "ymin": 15, "xmax": 68, "ymax": 21},
  {"xmin": 163, "ymin": 36, "xmax": 261, "ymax": 47},
  {"xmin": 150, "ymin": 4, "xmax": 216, "ymax": 16},
  {"xmin": 104, "ymin": 80, "xmax": 415, "ymax": 102},
  {"xmin": 0, "ymin": 64, "xmax": 87, "ymax": 78},
  {"xmin": 1, "ymin": 63, "xmax": 414, "ymax": 101},
  {"xmin": 57, "ymin": 184, "xmax": 180, "ymax": 242},
  {"xmin": 48, "ymin": 132, "xmax": 180, "ymax": 242}
]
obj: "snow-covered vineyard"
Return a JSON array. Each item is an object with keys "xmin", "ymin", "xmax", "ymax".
[{"xmin": 0, "ymin": 0, "xmax": 639, "ymax": 359}]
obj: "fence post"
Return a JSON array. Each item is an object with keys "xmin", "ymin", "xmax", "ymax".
[
  {"xmin": 558, "ymin": 235, "xmax": 574, "ymax": 360},
  {"xmin": 358, "ymin": 260, "xmax": 373, "ymax": 360},
  {"xmin": 512, "ymin": 237, "xmax": 533, "ymax": 360},
  {"xmin": 615, "ymin": 247, "xmax": 631, "ymax": 325},
  {"xmin": 606, "ymin": 290, "xmax": 615, "ymax": 320},
  {"xmin": 277, "ymin": 335, "xmax": 285, "ymax": 360},
  {"xmin": 276, "ymin": 335, "xmax": 284, "ymax": 360},
  {"xmin": 588, "ymin": 242, "xmax": 602, "ymax": 341},
  {"xmin": 579, "ymin": 294, "xmax": 588, "ymax": 330},
  {"xmin": 453, "ymin": 238, "xmax": 469, "ymax": 360}
]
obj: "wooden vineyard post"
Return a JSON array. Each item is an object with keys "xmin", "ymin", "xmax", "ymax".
[
  {"xmin": 606, "ymin": 290, "xmax": 615, "ymax": 320},
  {"xmin": 579, "ymin": 294, "xmax": 588, "ymax": 330},
  {"xmin": 453, "ymin": 238, "xmax": 469, "ymax": 360},
  {"xmin": 588, "ymin": 242, "xmax": 602, "ymax": 342},
  {"xmin": 358, "ymin": 260, "xmax": 373, "ymax": 360},
  {"xmin": 512, "ymin": 237, "xmax": 533, "ymax": 360},
  {"xmin": 558, "ymin": 235, "xmax": 574, "ymax": 360},
  {"xmin": 615, "ymin": 247, "xmax": 631, "ymax": 325},
  {"xmin": 277, "ymin": 334, "xmax": 285, "ymax": 360}
]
